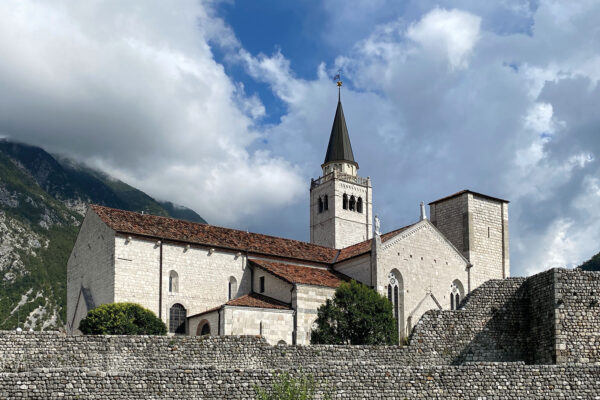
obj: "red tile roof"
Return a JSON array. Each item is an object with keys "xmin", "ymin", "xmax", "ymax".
[
  {"xmin": 428, "ymin": 190, "xmax": 509, "ymax": 205},
  {"xmin": 250, "ymin": 259, "xmax": 348, "ymax": 288},
  {"xmin": 225, "ymin": 293, "xmax": 291, "ymax": 310},
  {"xmin": 90, "ymin": 205, "xmax": 419, "ymax": 267},
  {"xmin": 188, "ymin": 293, "xmax": 291, "ymax": 318},
  {"xmin": 336, "ymin": 224, "xmax": 415, "ymax": 262},
  {"xmin": 90, "ymin": 205, "xmax": 338, "ymax": 264}
]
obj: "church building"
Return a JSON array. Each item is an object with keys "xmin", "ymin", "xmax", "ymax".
[{"xmin": 67, "ymin": 88, "xmax": 509, "ymax": 345}]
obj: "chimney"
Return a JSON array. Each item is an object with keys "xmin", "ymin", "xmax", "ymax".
[{"xmin": 420, "ymin": 201, "xmax": 427, "ymax": 221}]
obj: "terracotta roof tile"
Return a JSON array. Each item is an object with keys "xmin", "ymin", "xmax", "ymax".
[
  {"xmin": 336, "ymin": 224, "xmax": 415, "ymax": 262},
  {"xmin": 188, "ymin": 293, "xmax": 291, "ymax": 318},
  {"xmin": 250, "ymin": 259, "xmax": 348, "ymax": 288},
  {"xmin": 90, "ymin": 205, "xmax": 338, "ymax": 264},
  {"xmin": 225, "ymin": 293, "xmax": 291, "ymax": 310},
  {"xmin": 90, "ymin": 205, "xmax": 419, "ymax": 267}
]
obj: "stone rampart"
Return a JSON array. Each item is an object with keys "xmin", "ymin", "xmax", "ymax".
[
  {"xmin": 2, "ymin": 268, "xmax": 600, "ymax": 398},
  {"xmin": 1, "ymin": 364, "xmax": 599, "ymax": 399}
]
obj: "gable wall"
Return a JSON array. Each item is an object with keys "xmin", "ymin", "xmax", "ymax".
[
  {"xmin": 376, "ymin": 222, "xmax": 469, "ymax": 338},
  {"xmin": 67, "ymin": 210, "xmax": 116, "ymax": 333}
]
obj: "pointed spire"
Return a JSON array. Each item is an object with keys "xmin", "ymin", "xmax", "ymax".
[{"xmin": 323, "ymin": 79, "xmax": 356, "ymax": 166}]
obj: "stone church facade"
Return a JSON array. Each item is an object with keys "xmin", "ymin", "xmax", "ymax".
[{"xmin": 67, "ymin": 95, "xmax": 509, "ymax": 345}]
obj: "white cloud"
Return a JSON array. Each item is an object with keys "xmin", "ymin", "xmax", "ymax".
[
  {"xmin": 239, "ymin": 0, "xmax": 600, "ymax": 276},
  {"xmin": 1, "ymin": 0, "xmax": 600, "ymax": 276},
  {"xmin": 0, "ymin": 0, "xmax": 304, "ymax": 226},
  {"xmin": 406, "ymin": 8, "xmax": 481, "ymax": 70}
]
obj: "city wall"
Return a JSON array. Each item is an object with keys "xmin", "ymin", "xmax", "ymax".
[{"xmin": 2, "ymin": 268, "xmax": 600, "ymax": 399}]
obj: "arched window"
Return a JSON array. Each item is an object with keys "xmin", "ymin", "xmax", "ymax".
[
  {"xmin": 349, "ymin": 195, "xmax": 356, "ymax": 211},
  {"xmin": 228, "ymin": 276, "xmax": 237, "ymax": 300},
  {"xmin": 323, "ymin": 195, "xmax": 328, "ymax": 211},
  {"xmin": 201, "ymin": 323, "xmax": 210, "ymax": 335},
  {"xmin": 388, "ymin": 269, "xmax": 405, "ymax": 339},
  {"xmin": 169, "ymin": 303, "xmax": 186, "ymax": 334},
  {"xmin": 450, "ymin": 279, "xmax": 465, "ymax": 310},
  {"xmin": 277, "ymin": 340, "xmax": 286, "ymax": 345},
  {"xmin": 318, "ymin": 197, "xmax": 323, "ymax": 213},
  {"xmin": 357, "ymin": 197, "xmax": 363, "ymax": 213},
  {"xmin": 169, "ymin": 270, "xmax": 179, "ymax": 293},
  {"xmin": 343, "ymin": 194, "xmax": 348, "ymax": 209},
  {"xmin": 196, "ymin": 319, "xmax": 210, "ymax": 336}
]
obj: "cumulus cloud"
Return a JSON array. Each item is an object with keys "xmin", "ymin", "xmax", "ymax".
[
  {"xmin": 406, "ymin": 8, "xmax": 481, "ymax": 70},
  {"xmin": 230, "ymin": 1, "xmax": 600, "ymax": 275},
  {"xmin": 1, "ymin": 0, "xmax": 599, "ymax": 277},
  {"xmin": 0, "ymin": 0, "xmax": 304, "ymax": 227}
]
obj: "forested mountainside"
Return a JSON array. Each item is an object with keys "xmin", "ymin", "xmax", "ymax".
[
  {"xmin": 0, "ymin": 140, "xmax": 205, "ymax": 330},
  {"xmin": 578, "ymin": 252, "xmax": 600, "ymax": 272}
]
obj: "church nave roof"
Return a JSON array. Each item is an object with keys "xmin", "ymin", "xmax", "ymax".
[{"xmin": 90, "ymin": 204, "xmax": 338, "ymax": 264}]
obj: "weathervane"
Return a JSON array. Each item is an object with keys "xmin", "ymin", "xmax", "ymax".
[{"xmin": 334, "ymin": 70, "xmax": 342, "ymax": 100}]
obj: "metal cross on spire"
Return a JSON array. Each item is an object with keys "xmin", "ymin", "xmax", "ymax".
[{"xmin": 334, "ymin": 70, "xmax": 342, "ymax": 101}]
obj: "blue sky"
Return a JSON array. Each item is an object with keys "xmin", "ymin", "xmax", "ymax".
[{"xmin": 1, "ymin": 0, "xmax": 599, "ymax": 277}]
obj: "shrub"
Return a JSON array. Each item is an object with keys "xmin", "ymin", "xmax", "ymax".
[
  {"xmin": 311, "ymin": 280, "xmax": 398, "ymax": 345},
  {"xmin": 254, "ymin": 372, "xmax": 334, "ymax": 400},
  {"xmin": 79, "ymin": 302, "xmax": 167, "ymax": 335}
]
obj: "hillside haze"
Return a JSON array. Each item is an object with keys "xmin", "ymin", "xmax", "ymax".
[{"xmin": 0, "ymin": 140, "xmax": 205, "ymax": 330}]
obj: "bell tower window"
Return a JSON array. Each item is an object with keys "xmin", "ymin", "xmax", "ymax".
[
  {"xmin": 357, "ymin": 197, "xmax": 363, "ymax": 213},
  {"xmin": 342, "ymin": 194, "xmax": 348, "ymax": 209},
  {"xmin": 349, "ymin": 195, "xmax": 356, "ymax": 211},
  {"xmin": 318, "ymin": 197, "xmax": 323, "ymax": 213},
  {"xmin": 323, "ymin": 195, "xmax": 328, "ymax": 211}
]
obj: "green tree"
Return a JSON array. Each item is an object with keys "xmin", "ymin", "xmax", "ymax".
[
  {"xmin": 79, "ymin": 302, "xmax": 167, "ymax": 335},
  {"xmin": 311, "ymin": 280, "xmax": 398, "ymax": 345},
  {"xmin": 254, "ymin": 372, "xmax": 334, "ymax": 400}
]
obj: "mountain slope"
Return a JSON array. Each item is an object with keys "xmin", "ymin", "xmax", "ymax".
[
  {"xmin": 0, "ymin": 140, "xmax": 206, "ymax": 330},
  {"xmin": 578, "ymin": 252, "xmax": 600, "ymax": 272}
]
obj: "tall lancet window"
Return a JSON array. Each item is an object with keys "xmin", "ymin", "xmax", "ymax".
[
  {"xmin": 343, "ymin": 194, "xmax": 348, "ymax": 209},
  {"xmin": 349, "ymin": 195, "xmax": 356, "ymax": 211},
  {"xmin": 318, "ymin": 197, "xmax": 323, "ymax": 213},
  {"xmin": 388, "ymin": 270, "xmax": 405, "ymax": 337},
  {"xmin": 357, "ymin": 197, "xmax": 363, "ymax": 213},
  {"xmin": 323, "ymin": 195, "xmax": 328, "ymax": 211}
]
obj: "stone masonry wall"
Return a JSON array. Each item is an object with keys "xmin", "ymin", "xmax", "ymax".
[
  {"xmin": 527, "ymin": 269, "xmax": 556, "ymax": 364},
  {"xmin": 1, "ymin": 364, "xmax": 599, "ymax": 399},
  {"xmin": 553, "ymin": 268, "xmax": 600, "ymax": 364},
  {"xmin": 293, "ymin": 284, "xmax": 337, "ymax": 345},
  {"xmin": 469, "ymin": 195, "xmax": 508, "ymax": 287},
  {"xmin": 0, "ymin": 333, "xmax": 599, "ymax": 399},
  {"xmin": 8, "ymin": 268, "xmax": 600, "ymax": 398},
  {"xmin": 113, "ymin": 234, "xmax": 251, "ymax": 330}
]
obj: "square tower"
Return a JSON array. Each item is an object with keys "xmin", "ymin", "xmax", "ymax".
[
  {"xmin": 309, "ymin": 90, "xmax": 373, "ymax": 249},
  {"xmin": 429, "ymin": 190, "xmax": 509, "ymax": 289},
  {"xmin": 310, "ymin": 170, "xmax": 372, "ymax": 249}
]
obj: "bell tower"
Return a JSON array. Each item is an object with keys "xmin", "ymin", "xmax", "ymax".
[{"xmin": 310, "ymin": 79, "xmax": 372, "ymax": 249}]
